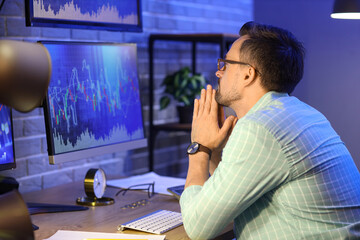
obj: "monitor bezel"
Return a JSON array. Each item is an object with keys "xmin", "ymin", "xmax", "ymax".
[
  {"xmin": 40, "ymin": 41, "xmax": 147, "ymax": 164},
  {"xmin": 0, "ymin": 106, "xmax": 16, "ymax": 171},
  {"xmin": 25, "ymin": 0, "xmax": 143, "ymax": 32}
]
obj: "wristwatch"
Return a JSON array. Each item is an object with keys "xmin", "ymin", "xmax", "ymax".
[{"xmin": 187, "ymin": 142, "xmax": 212, "ymax": 157}]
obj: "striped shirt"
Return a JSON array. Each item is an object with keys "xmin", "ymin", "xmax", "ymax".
[{"xmin": 180, "ymin": 91, "xmax": 360, "ymax": 239}]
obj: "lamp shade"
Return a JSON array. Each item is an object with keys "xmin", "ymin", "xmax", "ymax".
[
  {"xmin": 331, "ymin": 0, "xmax": 360, "ymax": 19},
  {"xmin": 0, "ymin": 41, "xmax": 51, "ymax": 112}
]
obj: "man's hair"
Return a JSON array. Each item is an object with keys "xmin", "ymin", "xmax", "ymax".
[{"xmin": 239, "ymin": 21, "xmax": 305, "ymax": 94}]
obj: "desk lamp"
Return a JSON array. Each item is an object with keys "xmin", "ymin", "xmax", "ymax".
[
  {"xmin": 0, "ymin": 39, "xmax": 51, "ymax": 190},
  {"xmin": 0, "ymin": 40, "xmax": 51, "ymax": 112},
  {"xmin": 0, "ymin": 40, "xmax": 51, "ymax": 240}
]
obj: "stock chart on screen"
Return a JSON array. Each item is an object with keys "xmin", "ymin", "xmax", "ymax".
[
  {"xmin": 0, "ymin": 105, "xmax": 15, "ymax": 167},
  {"xmin": 32, "ymin": 0, "xmax": 139, "ymax": 24},
  {"xmin": 42, "ymin": 42, "xmax": 145, "ymax": 161}
]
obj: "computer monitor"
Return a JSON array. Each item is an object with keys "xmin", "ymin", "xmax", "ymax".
[
  {"xmin": 0, "ymin": 103, "xmax": 87, "ymax": 223},
  {"xmin": 0, "ymin": 104, "xmax": 16, "ymax": 171},
  {"xmin": 41, "ymin": 41, "xmax": 147, "ymax": 164}
]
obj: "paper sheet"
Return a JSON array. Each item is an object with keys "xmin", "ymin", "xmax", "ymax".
[
  {"xmin": 44, "ymin": 230, "xmax": 165, "ymax": 240},
  {"xmin": 107, "ymin": 172, "xmax": 186, "ymax": 195}
]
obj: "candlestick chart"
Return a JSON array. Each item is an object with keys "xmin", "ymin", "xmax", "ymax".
[
  {"xmin": 33, "ymin": 0, "xmax": 138, "ymax": 24},
  {"xmin": 43, "ymin": 43, "xmax": 144, "ymax": 154},
  {"xmin": 0, "ymin": 105, "xmax": 14, "ymax": 165}
]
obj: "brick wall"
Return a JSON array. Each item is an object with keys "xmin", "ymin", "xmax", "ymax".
[{"xmin": 0, "ymin": 0, "xmax": 252, "ymax": 193}]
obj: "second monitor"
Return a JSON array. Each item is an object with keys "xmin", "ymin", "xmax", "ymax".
[{"xmin": 41, "ymin": 42, "xmax": 147, "ymax": 164}]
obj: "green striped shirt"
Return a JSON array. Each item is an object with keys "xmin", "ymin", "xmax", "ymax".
[{"xmin": 180, "ymin": 91, "xmax": 360, "ymax": 239}]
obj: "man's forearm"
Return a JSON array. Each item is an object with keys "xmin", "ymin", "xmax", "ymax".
[
  {"xmin": 209, "ymin": 150, "xmax": 221, "ymax": 175},
  {"xmin": 184, "ymin": 152, "xmax": 210, "ymax": 188}
]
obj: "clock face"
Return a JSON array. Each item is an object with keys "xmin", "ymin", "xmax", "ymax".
[
  {"xmin": 84, "ymin": 168, "xmax": 107, "ymax": 199},
  {"xmin": 93, "ymin": 169, "xmax": 106, "ymax": 199}
]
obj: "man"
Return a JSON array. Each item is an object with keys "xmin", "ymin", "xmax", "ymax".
[{"xmin": 180, "ymin": 21, "xmax": 360, "ymax": 239}]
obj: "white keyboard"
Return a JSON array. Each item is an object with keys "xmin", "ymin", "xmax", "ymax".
[{"xmin": 117, "ymin": 209, "xmax": 183, "ymax": 234}]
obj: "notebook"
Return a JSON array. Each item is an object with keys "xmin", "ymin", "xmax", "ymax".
[{"xmin": 166, "ymin": 185, "xmax": 185, "ymax": 200}]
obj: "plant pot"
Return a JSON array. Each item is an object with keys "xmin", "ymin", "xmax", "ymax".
[{"xmin": 177, "ymin": 105, "xmax": 193, "ymax": 124}]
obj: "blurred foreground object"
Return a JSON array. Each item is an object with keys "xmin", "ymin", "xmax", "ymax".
[
  {"xmin": 0, "ymin": 190, "xmax": 34, "ymax": 240},
  {"xmin": 0, "ymin": 40, "xmax": 51, "ymax": 112}
]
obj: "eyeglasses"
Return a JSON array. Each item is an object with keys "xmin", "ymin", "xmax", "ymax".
[
  {"xmin": 115, "ymin": 182, "xmax": 155, "ymax": 199},
  {"xmin": 217, "ymin": 58, "xmax": 261, "ymax": 75}
]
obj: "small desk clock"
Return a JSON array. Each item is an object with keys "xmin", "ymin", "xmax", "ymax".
[{"xmin": 76, "ymin": 168, "xmax": 114, "ymax": 206}]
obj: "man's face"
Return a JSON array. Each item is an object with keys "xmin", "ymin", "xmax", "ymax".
[{"xmin": 215, "ymin": 36, "xmax": 248, "ymax": 108}]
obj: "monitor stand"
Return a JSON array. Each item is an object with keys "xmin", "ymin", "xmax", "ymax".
[
  {"xmin": 27, "ymin": 201, "xmax": 88, "ymax": 215},
  {"xmin": 0, "ymin": 176, "xmax": 89, "ymax": 230},
  {"xmin": 27, "ymin": 202, "xmax": 89, "ymax": 230}
]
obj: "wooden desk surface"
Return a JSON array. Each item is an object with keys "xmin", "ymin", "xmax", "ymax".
[{"xmin": 21, "ymin": 180, "xmax": 234, "ymax": 240}]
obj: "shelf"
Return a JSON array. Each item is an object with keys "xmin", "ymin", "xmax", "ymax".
[
  {"xmin": 149, "ymin": 33, "xmax": 239, "ymax": 44},
  {"xmin": 148, "ymin": 33, "xmax": 238, "ymax": 171},
  {"xmin": 153, "ymin": 123, "xmax": 191, "ymax": 132}
]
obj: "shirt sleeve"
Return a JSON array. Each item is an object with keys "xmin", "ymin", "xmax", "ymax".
[{"xmin": 180, "ymin": 120, "xmax": 291, "ymax": 239}]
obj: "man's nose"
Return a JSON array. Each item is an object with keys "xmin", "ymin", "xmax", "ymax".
[{"xmin": 215, "ymin": 70, "xmax": 223, "ymax": 78}]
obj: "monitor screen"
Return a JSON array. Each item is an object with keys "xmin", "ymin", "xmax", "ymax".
[
  {"xmin": 26, "ymin": 0, "xmax": 143, "ymax": 32},
  {"xmin": 0, "ymin": 105, "xmax": 16, "ymax": 171},
  {"xmin": 41, "ymin": 41, "xmax": 147, "ymax": 164}
]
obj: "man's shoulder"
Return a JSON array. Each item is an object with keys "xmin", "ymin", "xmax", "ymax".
[{"xmin": 242, "ymin": 93, "xmax": 327, "ymax": 133}]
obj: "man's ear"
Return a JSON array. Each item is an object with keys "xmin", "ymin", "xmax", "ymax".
[{"xmin": 243, "ymin": 66, "xmax": 257, "ymax": 86}]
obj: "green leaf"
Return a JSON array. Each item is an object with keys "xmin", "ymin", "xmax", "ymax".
[
  {"xmin": 194, "ymin": 74, "xmax": 206, "ymax": 86},
  {"xmin": 190, "ymin": 79, "xmax": 197, "ymax": 89},
  {"xmin": 199, "ymin": 77, "xmax": 206, "ymax": 86},
  {"xmin": 160, "ymin": 96, "xmax": 171, "ymax": 110},
  {"xmin": 174, "ymin": 74, "xmax": 180, "ymax": 88},
  {"xmin": 180, "ymin": 78, "xmax": 188, "ymax": 88},
  {"xmin": 181, "ymin": 96, "xmax": 190, "ymax": 105},
  {"xmin": 174, "ymin": 89, "xmax": 181, "ymax": 99}
]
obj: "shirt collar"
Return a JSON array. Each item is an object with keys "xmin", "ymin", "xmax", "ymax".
[{"xmin": 245, "ymin": 91, "xmax": 289, "ymax": 116}]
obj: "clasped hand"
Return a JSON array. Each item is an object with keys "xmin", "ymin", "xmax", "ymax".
[{"xmin": 191, "ymin": 85, "xmax": 237, "ymax": 153}]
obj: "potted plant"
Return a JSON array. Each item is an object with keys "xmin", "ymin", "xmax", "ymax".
[{"xmin": 160, "ymin": 67, "xmax": 207, "ymax": 123}]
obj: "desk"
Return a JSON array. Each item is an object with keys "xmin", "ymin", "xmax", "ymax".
[{"xmin": 21, "ymin": 180, "xmax": 234, "ymax": 240}]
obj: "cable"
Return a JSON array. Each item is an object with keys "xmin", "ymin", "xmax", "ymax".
[{"xmin": 0, "ymin": 0, "xmax": 6, "ymax": 12}]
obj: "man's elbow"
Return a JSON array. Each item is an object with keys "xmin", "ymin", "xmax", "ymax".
[
  {"xmin": 184, "ymin": 228, "xmax": 211, "ymax": 239},
  {"xmin": 183, "ymin": 220, "xmax": 217, "ymax": 240}
]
